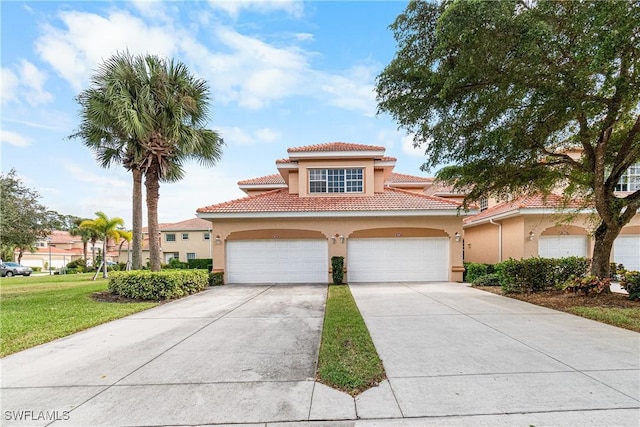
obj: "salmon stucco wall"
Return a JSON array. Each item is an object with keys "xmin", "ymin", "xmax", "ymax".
[{"xmin": 207, "ymin": 215, "xmax": 465, "ymax": 283}]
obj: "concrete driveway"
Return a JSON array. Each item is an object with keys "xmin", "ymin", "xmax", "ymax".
[{"xmin": 1, "ymin": 282, "xmax": 639, "ymax": 426}]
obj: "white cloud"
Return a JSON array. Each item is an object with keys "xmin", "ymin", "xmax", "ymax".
[
  {"xmin": 219, "ymin": 126, "xmax": 280, "ymax": 145},
  {"xmin": 207, "ymin": 0, "xmax": 304, "ymax": 18},
  {"xmin": 34, "ymin": 7, "xmax": 379, "ymax": 116},
  {"xmin": 1, "ymin": 61, "xmax": 52, "ymax": 106},
  {"xmin": 0, "ymin": 68, "xmax": 19, "ymax": 104},
  {"xmin": 63, "ymin": 161, "xmax": 129, "ymax": 189},
  {"xmin": 36, "ymin": 10, "xmax": 179, "ymax": 92},
  {"xmin": 0, "ymin": 130, "xmax": 32, "ymax": 147},
  {"xmin": 402, "ymin": 134, "xmax": 427, "ymax": 157}
]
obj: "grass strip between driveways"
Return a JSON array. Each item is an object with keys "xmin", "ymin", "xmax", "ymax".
[
  {"xmin": 316, "ymin": 284, "xmax": 386, "ymax": 396},
  {"xmin": 0, "ymin": 274, "xmax": 158, "ymax": 357},
  {"xmin": 569, "ymin": 306, "xmax": 640, "ymax": 331}
]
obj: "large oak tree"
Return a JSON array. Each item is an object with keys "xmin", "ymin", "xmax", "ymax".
[{"xmin": 376, "ymin": 0, "xmax": 640, "ymax": 277}]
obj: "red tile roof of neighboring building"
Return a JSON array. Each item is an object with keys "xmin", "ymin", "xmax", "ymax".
[
  {"xmin": 197, "ymin": 187, "xmax": 461, "ymax": 214},
  {"xmin": 276, "ymin": 158, "xmax": 296, "ymax": 164},
  {"xmin": 464, "ymin": 193, "xmax": 590, "ymax": 225},
  {"xmin": 160, "ymin": 218, "xmax": 213, "ymax": 231},
  {"xmin": 22, "ymin": 247, "xmax": 77, "ymax": 255},
  {"xmin": 238, "ymin": 174, "xmax": 286, "ymax": 185},
  {"xmin": 387, "ymin": 172, "xmax": 434, "ymax": 184},
  {"xmin": 288, "ymin": 142, "xmax": 385, "ymax": 153}
]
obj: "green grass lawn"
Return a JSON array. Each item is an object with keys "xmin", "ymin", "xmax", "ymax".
[
  {"xmin": 316, "ymin": 285, "xmax": 386, "ymax": 396},
  {"xmin": 0, "ymin": 273, "xmax": 158, "ymax": 357},
  {"xmin": 570, "ymin": 306, "xmax": 640, "ymax": 331}
]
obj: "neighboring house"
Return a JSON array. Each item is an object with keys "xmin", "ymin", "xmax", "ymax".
[
  {"xmin": 158, "ymin": 218, "xmax": 213, "ymax": 264},
  {"xmin": 197, "ymin": 142, "xmax": 473, "ymax": 284},
  {"xmin": 462, "ymin": 193, "xmax": 640, "ymax": 272},
  {"xmin": 129, "ymin": 218, "xmax": 214, "ymax": 265},
  {"xmin": 17, "ymin": 230, "xmax": 118, "ymax": 269}
]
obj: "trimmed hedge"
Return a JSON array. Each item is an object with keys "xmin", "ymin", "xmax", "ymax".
[
  {"xmin": 108, "ymin": 270, "xmax": 209, "ymax": 300},
  {"xmin": 331, "ymin": 256, "xmax": 344, "ymax": 285},
  {"xmin": 209, "ymin": 271, "xmax": 224, "ymax": 286},
  {"xmin": 188, "ymin": 258, "xmax": 213, "ymax": 270},
  {"xmin": 472, "ymin": 273, "xmax": 500, "ymax": 287},
  {"xmin": 496, "ymin": 257, "xmax": 556, "ymax": 293},
  {"xmin": 465, "ymin": 263, "xmax": 489, "ymax": 283}
]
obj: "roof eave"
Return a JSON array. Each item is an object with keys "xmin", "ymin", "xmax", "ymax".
[
  {"xmin": 288, "ymin": 150, "xmax": 386, "ymax": 160},
  {"xmin": 198, "ymin": 209, "xmax": 472, "ymax": 220}
]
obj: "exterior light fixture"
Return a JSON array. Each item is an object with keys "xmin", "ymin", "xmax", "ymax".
[
  {"xmin": 454, "ymin": 232, "xmax": 461, "ymax": 242},
  {"xmin": 215, "ymin": 235, "xmax": 222, "ymax": 245},
  {"xmin": 339, "ymin": 234, "xmax": 345, "ymax": 243},
  {"xmin": 528, "ymin": 230, "xmax": 535, "ymax": 241},
  {"xmin": 331, "ymin": 235, "xmax": 336, "ymax": 244}
]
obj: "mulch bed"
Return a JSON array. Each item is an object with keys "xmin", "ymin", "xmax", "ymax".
[{"xmin": 474, "ymin": 286, "xmax": 639, "ymax": 311}]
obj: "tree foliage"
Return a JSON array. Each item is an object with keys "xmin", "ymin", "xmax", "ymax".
[
  {"xmin": 0, "ymin": 169, "xmax": 57, "ymax": 262},
  {"xmin": 73, "ymin": 52, "xmax": 224, "ymax": 271},
  {"xmin": 376, "ymin": 0, "xmax": 640, "ymax": 277}
]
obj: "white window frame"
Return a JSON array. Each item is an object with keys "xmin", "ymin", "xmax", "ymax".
[
  {"xmin": 479, "ymin": 197, "xmax": 488, "ymax": 211},
  {"xmin": 187, "ymin": 252, "xmax": 196, "ymax": 260},
  {"xmin": 182, "ymin": 233, "xmax": 189, "ymax": 240},
  {"xmin": 309, "ymin": 168, "xmax": 364, "ymax": 194},
  {"xmin": 165, "ymin": 233, "xmax": 176, "ymax": 242},
  {"xmin": 203, "ymin": 232, "xmax": 211, "ymax": 240},
  {"xmin": 615, "ymin": 163, "xmax": 640, "ymax": 192}
]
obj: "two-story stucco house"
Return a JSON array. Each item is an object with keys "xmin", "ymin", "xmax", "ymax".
[{"xmin": 197, "ymin": 142, "xmax": 474, "ymax": 284}]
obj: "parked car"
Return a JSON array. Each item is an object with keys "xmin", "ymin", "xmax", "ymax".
[{"xmin": 0, "ymin": 262, "xmax": 33, "ymax": 277}]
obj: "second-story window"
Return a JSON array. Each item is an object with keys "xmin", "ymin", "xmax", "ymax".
[
  {"xmin": 166, "ymin": 233, "xmax": 176, "ymax": 242},
  {"xmin": 615, "ymin": 163, "xmax": 640, "ymax": 192},
  {"xmin": 309, "ymin": 168, "xmax": 363, "ymax": 193},
  {"xmin": 182, "ymin": 233, "xmax": 189, "ymax": 240},
  {"xmin": 479, "ymin": 197, "xmax": 488, "ymax": 212},
  {"xmin": 204, "ymin": 232, "xmax": 210, "ymax": 240}
]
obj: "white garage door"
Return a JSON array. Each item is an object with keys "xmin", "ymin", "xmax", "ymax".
[
  {"xmin": 614, "ymin": 235, "xmax": 640, "ymax": 272},
  {"xmin": 539, "ymin": 236, "xmax": 587, "ymax": 259},
  {"xmin": 226, "ymin": 240, "xmax": 328, "ymax": 284},
  {"xmin": 347, "ymin": 238, "xmax": 449, "ymax": 282}
]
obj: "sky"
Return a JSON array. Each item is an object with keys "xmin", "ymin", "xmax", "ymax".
[{"xmin": 1, "ymin": 0, "xmax": 434, "ymax": 228}]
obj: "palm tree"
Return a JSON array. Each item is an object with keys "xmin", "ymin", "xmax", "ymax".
[
  {"xmin": 80, "ymin": 212, "xmax": 132, "ymax": 278},
  {"xmin": 72, "ymin": 52, "xmax": 223, "ymax": 271},
  {"xmin": 69, "ymin": 217, "xmax": 93, "ymax": 265}
]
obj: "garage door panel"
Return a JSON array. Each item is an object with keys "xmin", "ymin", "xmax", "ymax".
[
  {"xmin": 348, "ymin": 238, "xmax": 449, "ymax": 282},
  {"xmin": 539, "ymin": 236, "xmax": 587, "ymax": 259},
  {"xmin": 614, "ymin": 236, "xmax": 640, "ymax": 272},
  {"xmin": 226, "ymin": 240, "xmax": 327, "ymax": 284}
]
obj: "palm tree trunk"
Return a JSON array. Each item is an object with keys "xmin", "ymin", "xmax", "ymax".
[
  {"xmin": 91, "ymin": 240, "xmax": 96, "ymax": 266},
  {"xmin": 102, "ymin": 239, "xmax": 108, "ymax": 278},
  {"xmin": 146, "ymin": 160, "xmax": 162, "ymax": 271},
  {"xmin": 82, "ymin": 241, "xmax": 88, "ymax": 264},
  {"xmin": 132, "ymin": 168, "xmax": 143, "ymax": 269}
]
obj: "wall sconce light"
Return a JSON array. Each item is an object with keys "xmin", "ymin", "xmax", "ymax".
[
  {"xmin": 339, "ymin": 234, "xmax": 345, "ymax": 243},
  {"xmin": 528, "ymin": 231, "xmax": 535, "ymax": 241},
  {"xmin": 331, "ymin": 235, "xmax": 336, "ymax": 244},
  {"xmin": 215, "ymin": 235, "xmax": 222, "ymax": 245},
  {"xmin": 454, "ymin": 232, "xmax": 461, "ymax": 242}
]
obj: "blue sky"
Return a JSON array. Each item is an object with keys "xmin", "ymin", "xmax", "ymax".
[{"xmin": 1, "ymin": 0, "xmax": 433, "ymax": 227}]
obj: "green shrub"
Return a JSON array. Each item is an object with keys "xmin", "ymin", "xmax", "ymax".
[
  {"xmin": 554, "ymin": 257, "xmax": 590, "ymax": 284},
  {"xmin": 472, "ymin": 273, "xmax": 501, "ymax": 286},
  {"xmin": 32, "ymin": 267, "xmax": 42, "ymax": 272},
  {"xmin": 108, "ymin": 270, "xmax": 209, "ymax": 300},
  {"xmin": 188, "ymin": 258, "xmax": 213, "ymax": 270},
  {"xmin": 166, "ymin": 258, "xmax": 188, "ymax": 269},
  {"xmin": 563, "ymin": 275, "xmax": 611, "ymax": 296},
  {"xmin": 331, "ymin": 256, "xmax": 344, "ymax": 285},
  {"xmin": 66, "ymin": 258, "xmax": 87, "ymax": 269},
  {"xmin": 209, "ymin": 271, "xmax": 224, "ymax": 286},
  {"xmin": 465, "ymin": 263, "xmax": 489, "ymax": 283},
  {"xmin": 496, "ymin": 257, "xmax": 556, "ymax": 294},
  {"xmin": 621, "ymin": 271, "xmax": 640, "ymax": 301}
]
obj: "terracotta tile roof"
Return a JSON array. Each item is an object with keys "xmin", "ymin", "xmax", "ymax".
[
  {"xmin": 424, "ymin": 181, "xmax": 468, "ymax": 196},
  {"xmin": 387, "ymin": 172, "xmax": 434, "ymax": 184},
  {"xmin": 238, "ymin": 174, "xmax": 285, "ymax": 185},
  {"xmin": 275, "ymin": 158, "xmax": 296, "ymax": 164},
  {"xmin": 377, "ymin": 156, "xmax": 397, "ymax": 162},
  {"xmin": 23, "ymin": 247, "xmax": 77, "ymax": 255},
  {"xmin": 464, "ymin": 193, "xmax": 590, "ymax": 225},
  {"xmin": 288, "ymin": 142, "xmax": 385, "ymax": 153},
  {"xmin": 197, "ymin": 187, "xmax": 461, "ymax": 215},
  {"xmin": 160, "ymin": 218, "xmax": 213, "ymax": 231}
]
